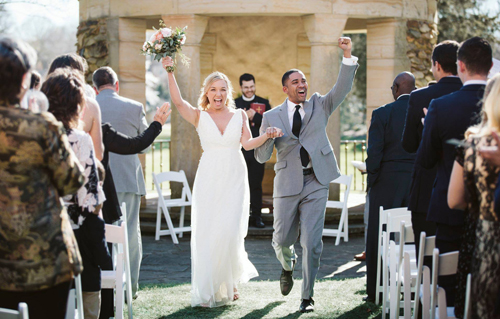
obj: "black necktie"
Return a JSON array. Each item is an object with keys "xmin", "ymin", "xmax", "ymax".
[{"xmin": 292, "ymin": 105, "xmax": 310, "ymax": 167}]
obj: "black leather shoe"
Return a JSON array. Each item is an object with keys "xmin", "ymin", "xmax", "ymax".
[
  {"xmin": 254, "ymin": 216, "xmax": 265, "ymax": 228},
  {"xmin": 280, "ymin": 260, "xmax": 295, "ymax": 296},
  {"xmin": 299, "ymin": 298, "xmax": 314, "ymax": 313}
]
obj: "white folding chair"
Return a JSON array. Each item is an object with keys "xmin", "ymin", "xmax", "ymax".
[
  {"xmin": 395, "ymin": 222, "xmax": 418, "ymax": 319},
  {"xmin": 429, "ymin": 249, "xmax": 459, "ymax": 319},
  {"xmin": 384, "ymin": 211, "xmax": 412, "ymax": 318},
  {"xmin": 102, "ymin": 203, "xmax": 133, "ymax": 319},
  {"xmin": 413, "ymin": 232, "xmax": 436, "ymax": 319},
  {"xmin": 376, "ymin": 207, "xmax": 411, "ymax": 305},
  {"xmin": 323, "ymin": 174, "xmax": 352, "ymax": 246},
  {"xmin": 464, "ymin": 273, "xmax": 471, "ymax": 319},
  {"xmin": 0, "ymin": 303, "xmax": 29, "ymax": 319},
  {"xmin": 65, "ymin": 274, "xmax": 84, "ymax": 319},
  {"xmin": 153, "ymin": 170, "xmax": 192, "ymax": 243}
]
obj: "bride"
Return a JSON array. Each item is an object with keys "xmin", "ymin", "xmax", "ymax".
[{"xmin": 162, "ymin": 57, "xmax": 282, "ymax": 307}]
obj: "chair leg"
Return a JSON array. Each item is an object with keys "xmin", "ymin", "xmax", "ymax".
[
  {"xmin": 162, "ymin": 206, "xmax": 179, "ymax": 244},
  {"xmin": 116, "ymin": 256, "xmax": 124, "ymax": 319},
  {"xmin": 344, "ymin": 208, "xmax": 349, "ymax": 242},
  {"xmin": 179, "ymin": 206, "xmax": 185, "ymax": 238},
  {"xmin": 376, "ymin": 235, "xmax": 383, "ymax": 305},
  {"xmin": 335, "ymin": 207, "xmax": 345, "ymax": 246},
  {"xmin": 155, "ymin": 204, "xmax": 161, "ymax": 241}
]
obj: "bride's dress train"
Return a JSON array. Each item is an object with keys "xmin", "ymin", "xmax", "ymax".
[{"xmin": 190, "ymin": 109, "xmax": 258, "ymax": 307}]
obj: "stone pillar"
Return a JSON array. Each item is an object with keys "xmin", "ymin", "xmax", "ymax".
[
  {"xmin": 366, "ymin": 19, "xmax": 410, "ymax": 127},
  {"xmin": 302, "ymin": 14, "xmax": 348, "ymax": 200},
  {"xmin": 162, "ymin": 15, "xmax": 208, "ymax": 194}
]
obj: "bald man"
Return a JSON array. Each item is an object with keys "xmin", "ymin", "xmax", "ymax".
[{"xmin": 364, "ymin": 72, "xmax": 417, "ymax": 302}]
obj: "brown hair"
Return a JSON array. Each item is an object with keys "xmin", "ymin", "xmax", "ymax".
[
  {"xmin": 41, "ymin": 68, "xmax": 86, "ymax": 130},
  {"xmin": 48, "ymin": 53, "xmax": 88, "ymax": 75}
]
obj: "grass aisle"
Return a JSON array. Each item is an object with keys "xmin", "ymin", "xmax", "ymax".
[{"xmin": 130, "ymin": 277, "xmax": 381, "ymax": 318}]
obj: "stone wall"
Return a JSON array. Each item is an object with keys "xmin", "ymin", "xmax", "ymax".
[
  {"xmin": 406, "ymin": 20, "xmax": 438, "ymax": 88},
  {"xmin": 77, "ymin": 19, "xmax": 109, "ymax": 83}
]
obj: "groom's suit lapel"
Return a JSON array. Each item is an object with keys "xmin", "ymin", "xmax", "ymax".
[
  {"xmin": 301, "ymin": 99, "xmax": 313, "ymax": 134},
  {"xmin": 278, "ymin": 100, "xmax": 296, "ymax": 139}
]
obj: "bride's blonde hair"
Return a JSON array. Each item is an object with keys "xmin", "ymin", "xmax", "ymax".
[
  {"xmin": 197, "ymin": 71, "xmax": 235, "ymax": 111},
  {"xmin": 466, "ymin": 73, "xmax": 500, "ymax": 138}
]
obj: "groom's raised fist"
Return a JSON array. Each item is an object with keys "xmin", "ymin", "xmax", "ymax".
[{"xmin": 338, "ymin": 37, "xmax": 352, "ymax": 57}]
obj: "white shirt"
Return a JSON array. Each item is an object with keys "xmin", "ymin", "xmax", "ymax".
[{"xmin": 463, "ymin": 80, "xmax": 487, "ymax": 86}]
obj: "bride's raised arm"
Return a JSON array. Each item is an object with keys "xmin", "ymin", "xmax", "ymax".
[
  {"xmin": 240, "ymin": 110, "xmax": 282, "ymax": 150},
  {"xmin": 161, "ymin": 56, "xmax": 200, "ymax": 127}
]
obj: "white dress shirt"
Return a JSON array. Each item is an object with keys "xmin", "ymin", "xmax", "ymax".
[{"xmin": 463, "ymin": 79, "xmax": 487, "ymax": 86}]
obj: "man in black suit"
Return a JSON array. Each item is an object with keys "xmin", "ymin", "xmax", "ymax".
[
  {"xmin": 235, "ymin": 73, "xmax": 271, "ymax": 228},
  {"xmin": 402, "ymin": 40, "xmax": 462, "ymax": 259},
  {"xmin": 365, "ymin": 72, "xmax": 417, "ymax": 302},
  {"xmin": 416, "ymin": 37, "xmax": 492, "ymax": 304}
]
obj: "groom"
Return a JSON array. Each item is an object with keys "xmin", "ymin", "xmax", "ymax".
[{"xmin": 255, "ymin": 37, "xmax": 357, "ymax": 312}]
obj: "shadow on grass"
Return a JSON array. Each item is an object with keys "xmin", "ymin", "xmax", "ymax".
[
  {"xmin": 158, "ymin": 305, "xmax": 230, "ymax": 319},
  {"xmin": 335, "ymin": 302, "xmax": 381, "ymax": 319},
  {"xmin": 239, "ymin": 301, "xmax": 286, "ymax": 319}
]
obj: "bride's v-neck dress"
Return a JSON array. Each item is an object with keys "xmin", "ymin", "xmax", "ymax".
[{"xmin": 190, "ymin": 109, "xmax": 258, "ymax": 307}]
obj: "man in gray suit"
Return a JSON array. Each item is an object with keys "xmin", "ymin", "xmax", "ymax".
[
  {"xmin": 255, "ymin": 37, "xmax": 357, "ymax": 312},
  {"xmin": 93, "ymin": 66, "xmax": 148, "ymax": 298}
]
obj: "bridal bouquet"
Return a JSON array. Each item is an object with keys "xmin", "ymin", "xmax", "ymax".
[{"xmin": 141, "ymin": 20, "xmax": 189, "ymax": 73}]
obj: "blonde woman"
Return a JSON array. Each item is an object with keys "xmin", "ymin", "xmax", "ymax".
[
  {"xmin": 162, "ymin": 57, "xmax": 282, "ymax": 307},
  {"xmin": 448, "ymin": 73, "xmax": 500, "ymax": 318}
]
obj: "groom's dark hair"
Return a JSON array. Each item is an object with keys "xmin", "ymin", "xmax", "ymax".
[{"xmin": 282, "ymin": 69, "xmax": 302, "ymax": 87}]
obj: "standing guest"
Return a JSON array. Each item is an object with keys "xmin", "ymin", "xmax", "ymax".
[
  {"xmin": 0, "ymin": 37, "xmax": 84, "ymax": 319},
  {"xmin": 42, "ymin": 68, "xmax": 108, "ymax": 319},
  {"xmin": 448, "ymin": 73, "xmax": 500, "ymax": 318},
  {"xmin": 235, "ymin": 73, "xmax": 271, "ymax": 228},
  {"xmin": 364, "ymin": 72, "xmax": 417, "ymax": 302},
  {"xmin": 417, "ymin": 36, "xmax": 492, "ymax": 305},
  {"xmin": 402, "ymin": 40, "xmax": 462, "ymax": 262},
  {"xmin": 255, "ymin": 37, "xmax": 357, "ymax": 312},
  {"xmin": 48, "ymin": 53, "xmax": 104, "ymax": 161},
  {"xmin": 93, "ymin": 66, "xmax": 149, "ymax": 299},
  {"xmin": 30, "ymin": 70, "xmax": 41, "ymax": 90}
]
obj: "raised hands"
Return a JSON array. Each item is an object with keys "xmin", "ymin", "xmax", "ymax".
[
  {"xmin": 338, "ymin": 37, "xmax": 352, "ymax": 58},
  {"xmin": 266, "ymin": 127, "xmax": 284, "ymax": 138},
  {"xmin": 153, "ymin": 102, "xmax": 172, "ymax": 125},
  {"xmin": 162, "ymin": 56, "xmax": 174, "ymax": 71}
]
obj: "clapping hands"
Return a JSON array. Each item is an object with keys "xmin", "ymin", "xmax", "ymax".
[{"xmin": 266, "ymin": 127, "xmax": 284, "ymax": 138}]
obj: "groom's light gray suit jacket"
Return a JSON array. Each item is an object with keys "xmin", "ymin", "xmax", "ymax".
[{"xmin": 255, "ymin": 63, "xmax": 357, "ymax": 198}]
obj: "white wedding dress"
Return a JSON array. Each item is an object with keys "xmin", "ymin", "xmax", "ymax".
[{"xmin": 190, "ymin": 108, "xmax": 259, "ymax": 307}]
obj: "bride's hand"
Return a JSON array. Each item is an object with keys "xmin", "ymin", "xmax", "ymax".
[
  {"xmin": 266, "ymin": 127, "xmax": 284, "ymax": 138},
  {"xmin": 162, "ymin": 56, "xmax": 174, "ymax": 70}
]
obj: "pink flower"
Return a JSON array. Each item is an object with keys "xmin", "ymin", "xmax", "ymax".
[
  {"xmin": 142, "ymin": 41, "xmax": 150, "ymax": 51},
  {"xmin": 155, "ymin": 43, "xmax": 162, "ymax": 50},
  {"xmin": 161, "ymin": 28, "xmax": 172, "ymax": 38},
  {"xmin": 154, "ymin": 31, "xmax": 163, "ymax": 41},
  {"xmin": 180, "ymin": 35, "xmax": 186, "ymax": 45}
]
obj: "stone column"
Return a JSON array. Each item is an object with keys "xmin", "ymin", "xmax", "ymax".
[
  {"xmin": 302, "ymin": 14, "xmax": 348, "ymax": 200},
  {"xmin": 366, "ymin": 19, "xmax": 410, "ymax": 127},
  {"xmin": 162, "ymin": 15, "xmax": 208, "ymax": 194}
]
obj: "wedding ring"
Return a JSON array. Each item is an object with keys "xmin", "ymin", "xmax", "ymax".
[{"xmin": 162, "ymin": 112, "xmax": 166, "ymax": 114}]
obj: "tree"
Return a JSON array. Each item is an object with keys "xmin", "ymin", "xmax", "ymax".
[{"xmin": 437, "ymin": 0, "xmax": 500, "ymax": 44}]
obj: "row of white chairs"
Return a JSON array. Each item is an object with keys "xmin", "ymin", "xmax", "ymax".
[
  {"xmin": 375, "ymin": 206, "xmax": 472, "ymax": 319},
  {"xmin": 153, "ymin": 170, "xmax": 353, "ymax": 246}
]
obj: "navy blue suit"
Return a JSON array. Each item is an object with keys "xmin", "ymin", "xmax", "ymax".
[
  {"xmin": 415, "ymin": 83, "xmax": 485, "ymax": 305},
  {"xmin": 402, "ymin": 77, "xmax": 462, "ymax": 258},
  {"xmin": 365, "ymin": 95, "xmax": 416, "ymax": 299}
]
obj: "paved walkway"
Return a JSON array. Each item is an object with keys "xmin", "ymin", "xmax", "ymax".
[{"xmin": 139, "ymin": 234, "xmax": 366, "ymax": 285}]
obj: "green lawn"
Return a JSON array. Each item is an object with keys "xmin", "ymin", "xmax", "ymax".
[{"xmin": 128, "ymin": 278, "xmax": 381, "ymax": 319}]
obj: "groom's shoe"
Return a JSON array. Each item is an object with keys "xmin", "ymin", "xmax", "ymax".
[
  {"xmin": 254, "ymin": 216, "xmax": 265, "ymax": 228},
  {"xmin": 280, "ymin": 260, "xmax": 295, "ymax": 296},
  {"xmin": 299, "ymin": 298, "xmax": 315, "ymax": 313}
]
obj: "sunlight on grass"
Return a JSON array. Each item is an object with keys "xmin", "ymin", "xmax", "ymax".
[{"xmin": 129, "ymin": 277, "xmax": 380, "ymax": 319}]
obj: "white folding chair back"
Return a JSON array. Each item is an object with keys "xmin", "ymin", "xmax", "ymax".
[
  {"xmin": 383, "ymin": 211, "xmax": 412, "ymax": 318},
  {"xmin": 429, "ymin": 249, "xmax": 459, "ymax": 319},
  {"xmin": 0, "ymin": 303, "xmax": 29, "ymax": 319},
  {"xmin": 153, "ymin": 170, "xmax": 192, "ymax": 243},
  {"xmin": 395, "ymin": 222, "xmax": 418, "ymax": 319},
  {"xmin": 102, "ymin": 203, "xmax": 133, "ymax": 319},
  {"xmin": 376, "ymin": 207, "xmax": 411, "ymax": 304},
  {"xmin": 413, "ymin": 232, "xmax": 436, "ymax": 319},
  {"xmin": 323, "ymin": 174, "xmax": 352, "ymax": 245}
]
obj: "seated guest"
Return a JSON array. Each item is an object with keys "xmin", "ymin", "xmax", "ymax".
[
  {"xmin": 48, "ymin": 53, "xmax": 104, "ymax": 160},
  {"xmin": 448, "ymin": 73, "xmax": 499, "ymax": 318},
  {"xmin": 417, "ymin": 36, "xmax": 492, "ymax": 306},
  {"xmin": 0, "ymin": 37, "xmax": 84, "ymax": 319},
  {"xmin": 364, "ymin": 72, "xmax": 417, "ymax": 302},
  {"xmin": 42, "ymin": 68, "xmax": 108, "ymax": 319}
]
